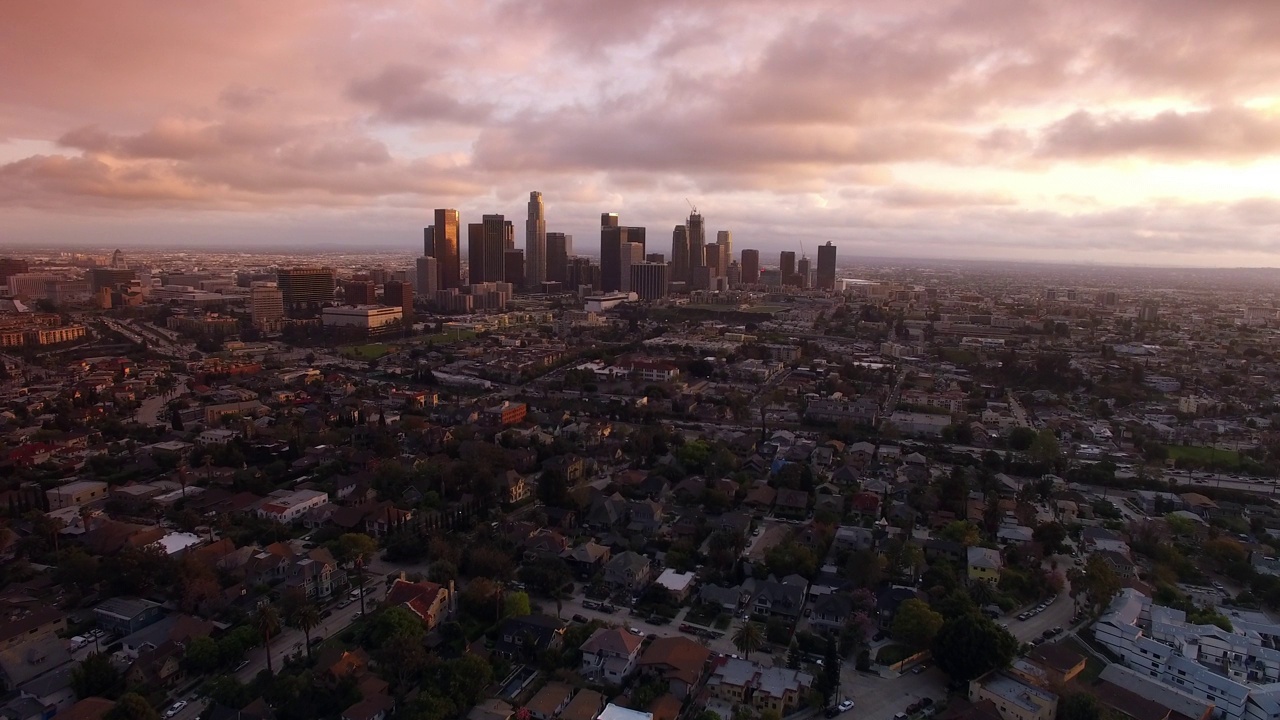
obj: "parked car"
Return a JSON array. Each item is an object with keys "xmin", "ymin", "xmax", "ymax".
[
  {"xmin": 572, "ymin": 614, "xmax": 589, "ymax": 623},
  {"xmin": 582, "ymin": 600, "xmax": 600, "ymax": 610},
  {"xmin": 166, "ymin": 701, "xmax": 187, "ymax": 718},
  {"xmin": 838, "ymin": 700, "xmax": 855, "ymax": 712}
]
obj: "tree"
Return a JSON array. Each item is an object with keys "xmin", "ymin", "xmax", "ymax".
[
  {"xmin": 256, "ymin": 601, "xmax": 281, "ymax": 675},
  {"xmin": 818, "ymin": 635, "xmax": 841, "ymax": 706},
  {"xmin": 183, "ymin": 636, "xmax": 221, "ymax": 674},
  {"xmin": 71, "ymin": 652, "xmax": 121, "ymax": 699},
  {"xmin": 932, "ymin": 613, "xmax": 1017, "ymax": 682},
  {"xmin": 504, "ymin": 591, "xmax": 532, "ymax": 619},
  {"xmin": 938, "ymin": 521, "xmax": 981, "ymax": 547},
  {"xmin": 1008, "ymin": 427, "xmax": 1036, "ymax": 452},
  {"xmin": 370, "ymin": 606, "xmax": 426, "ymax": 646},
  {"xmin": 732, "ymin": 622, "xmax": 764, "ymax": 660},
  {"xmin": 1058, "ymin": 692, "xmax": 1107, "ymax": 720},
  {"xmin": 845, "ymin": 549, "xmax": 884, "ymax": 589},
  {"xmin": 283, "ymin": 597, "xmax": 321, "ymax": 663},
  {"xmin": 891, "ymin": 599, "xmax": 943, "ymax": 650},
  {"xmin": 335, "ymin": 532, "xmax": 378, "ymax": 615},
  {"xmin": 106, "ymin": 693, "xmax": 160, "ymax": 720},
  {"xmin": 1077, "ymin": 554, "xmax": 1122, "ymax": 612},
  {"xmin": 1032, "ymin": 522, "xmax": 1068, "ymax": 555},
  {"xmin": 1029, "ymin": 430, "xmax": 1061, "ymax": 466}
]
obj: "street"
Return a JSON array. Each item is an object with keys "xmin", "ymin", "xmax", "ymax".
[{"xmin": 234, "ymin": 583, "xmax": 385, "ymax": 682}]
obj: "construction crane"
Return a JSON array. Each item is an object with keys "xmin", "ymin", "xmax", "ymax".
[{"xmin": 686, "ymin": 198, "xmax": 698, "ymax": 215}]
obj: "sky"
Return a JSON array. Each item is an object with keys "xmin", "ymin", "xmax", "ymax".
[{"xmin": 3, "ymin": 0, "xmax": 1280, "ymax": 266}]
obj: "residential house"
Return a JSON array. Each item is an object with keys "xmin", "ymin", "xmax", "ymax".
[
  {"xmin": 0, "ymin": 608, "xmax": 65, "ymax": 652},
  {"xmin": 494, "ymin": 615, "xmax": 567, "ymax": 660},
  {"xmin": 340, "ymin": 694, "xmax": 395, "ymax": 720},
  {"xmin": 501, "ymin": 471, "xmax": 532, "ymax": 505},
  {"xmin": 876, "ymin": 586, "xmax": 924, "ymax": 630},
  {"xmin": 637, "ymin": 636, "xmax": 712, "ymax": 700},
  {"xmin": 707, "ymin": 658, "xmax": 813, "ymax": 715},
  {"xmin": 699, "ymin": 584, "xmax": 745, "ymax": 614},
  {"xmin": 579, "ymin": 627, "xmax": 643, "ymax": 683},
  {"xmin": 967, "ymin": 547, "xmax": 1003, "ymax": 584},
  {"xmin": 749, "ymin": 577, "xmax": 806, "ymax": 619},
  {"xmin": 93, "ymin": 598, "xmax": 163, "ymax": 637},
  {"xmin": 559, "ymin": 691, "xmax": 605, "ymax": 720},
  {"xmin": 968, "ymin": 671, "xmax": 1058, "ymax": 720},
  {"xmin": 774, "ymin": 489, "xmax": 810, "ymax": 519},
  {"xmin": 604, "ymin": 551, "xmax": 652, "ymax": 593},
  {"xmin": 0, "ymin": 636, "xmax": 71, "ymax": 690},
  {"xmin": 525, "ymin": 683, "xmax": 575, "ymax": 720},
  {"xmin": 809, "ymin": 593, "xmax": 855, "ymax": 633},
  {"xmin": 1025, "ymin": 643, "xmax": 1087, "ymax": 685},
  {"xmin": 124, "ymin": 641, "xmax": 184, "ymax": 690},
  {"xmin": 564, "ymin": 541, "xmax": 611, "ymax": 578},
  {"xmin": 384, "ymin": 579, "xmax": 454, "ymax": 630},
  {"xmin": 1096, "ymin": 550, "xmax": 1136, "ymax": 579},
  {"xmin": 50, "ymin": 698, "xmax": 115, "ymax": 720}
]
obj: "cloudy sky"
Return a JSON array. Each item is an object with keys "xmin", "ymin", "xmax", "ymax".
[{"xmin": 3, "ymin": 0, "xmax": 1280, "ymax": 266}]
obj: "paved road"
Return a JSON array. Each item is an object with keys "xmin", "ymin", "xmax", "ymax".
[
  {"xmin": 234, "ymin": 584, "xmax": 385, "ymax": 682},
  {"xmin": 844, "ymin": 663, "xmax": 945, "ymax": 720}
]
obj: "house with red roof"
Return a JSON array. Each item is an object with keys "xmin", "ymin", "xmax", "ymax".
[{"xmin": 384, "ymin": 579, "xmax": 454, "ymax": 630}]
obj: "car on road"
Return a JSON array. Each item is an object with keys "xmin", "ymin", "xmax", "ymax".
[
  {"xmin": 165, "ymin": 701, "xmax": 187, "ymax": 718},
  {"xmin": 600, "ymin": 604, "xmax": 618, "ymax": 613},
  {"xmin": 837, "ymin": 700, "xmax": 854, "ymax": 713},
  {"xmin": 627, "ymin": 627, "xmax": 644, "ymax": 636},
  {"xmin": 912, "ymin": 664, "xmax": 929, "ymax": 675},
  {"xmin": 234, "ymin": 660, "xmax": 250, "ymax": 672},
  {"xmin": 582, "ymin": 600, "xmax": 600, "ymax": 610},
  {"xmin": 573, "ymin": 614, "xmax": 589, "ymax": 623},
  {"xmin": 309, "ymin": 635, "xmax": 325, "ymax": 646}
]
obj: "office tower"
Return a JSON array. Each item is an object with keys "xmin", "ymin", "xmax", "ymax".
[
  {"xmin": 816, "ymin": 241, "xmax": 837, "ymax": 290},
  {"xmin": 415, "ymin": 256, "xmax": 439, "ymax": 295},
  {"xmin": 620, "ymin": 242, "xmax": 644, "ymax": 293},
  {"xmin": 779, "ymin": 251, "xmax": 796, "ymax": 286},
  {"xmin": 566, "ymin": 257, "xmax": 599, "ymax": 292},
  {"xmin": 0, "ymin": 258, "xmax": 29, "ymax": 285},
  {"xmin": 716, "ymin": 231, "xmax": 732, "ymax": 276},
  {"xmin": 423, "ymin": 226, "xmax": 435, "ymax": 257},
  {"xmin": 468, "ymin": 214, "xmax": 508, "ymax": 284},
  {"xmin": 546, "ymin": 232, "xmax": 571, "ymax": 283},
  {"xmin": 670, "ymin": 226, "xmax": 689, "ymax": 284},
  {"xmin": 367, "ymin": 269, "xmax": 390, "ymax": 285},
  {"xmin": 384, "ymin": 280, "xmax": 413, "ymax": 322},
  {"xmin": 630, "ymin": 263, "xmax": 668, "ymax": 301},
  {"xmin": 110, "ymin": 249, "xmax": 126, "ymax": 268},
  {"xmin": 432, "ymin": 209, "xmax": 461, "ymax": 289},
  {"xmin": 250, "ymin": 284, "xmax": 284, "ymax": 330},
  {"xmin": 727, "ymin": 261, "xmax": 741, "ymax": 288},
  {"xmin": 600, "ymin": 216, "xmax": 624, "ymax": 292},
  {"xmin": 88, "ymin": 267, "xmax": 137, "ymax": 293},
  {"xmin": 705, "ymin": 244, "xmax": 722, "ymax": 275},
  {"xmin": 1139, "ymin": 301, "xmax": 1159, "ymax": 322},
  {"xmin": 687, "ymin": 212, "xmax": 705, "ymax": 262},
  {"xmin": 602, "ymin": 212, "xmax": 619, "ymax": 229},
  {"xmin": 1102, "ymin": 291, "xmax": 1118, "ymax": 306},
  {"xmin": 691, "ymin": 266, "xmax": 713, "ymax": 291},
  {"xmin": 525, "ymin": 191, "xmax": 547, "ymax": 287},
  {"xmin": 504, "ymin": 249, "xmax": 525, "ymax": 290},
  {"xmin": 741, "ymin": 249, "xmax": 760, "ymax": 285},
  {"xmin": 277, "ymin": 267, "xmax": 336, "ymax": 316},
  {"xmin": 646, "ymin": 253, "xmax": 665, "ymax": 263},
  {"xmin": 343, "ymin": 280, "xmax": 376, "ymax": 305},
  {"xmin": 797, "ymin": 257, "xmax": 811, "ymax": 289}
]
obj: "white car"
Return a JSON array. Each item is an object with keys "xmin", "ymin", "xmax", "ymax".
[
  {"xmin": 165, "ymin": 701, "xmax": 187, "ymax": 718},
  {"xmin": 838, "ymin": 700, "xmax": 855, "ymax": 712}
]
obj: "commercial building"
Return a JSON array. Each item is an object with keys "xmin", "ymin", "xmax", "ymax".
[
  {"xmin": 88, "ymin": 267, "xmax": 136, "ymax": 293},
  {"xmin": 0, "ymin": 258, "xmax": 29, "ymax": 285},
  {"xmin": 715, "ymin": 231, "xmax": 732, "ymax": 278},
  {"xmin": 257, "ymin": 489, "xmax": 330, "ymax": 524},
  {"xmin": 816, "ymin": 241, "xmax": 837, "ymax": 290},
  {"xmin": 686, "ymin": 212, "xmax": 705, "ymax": 271},
  {"xmin": 741, "ymin": 249, "xmax": 760, "ymax": 285},
  {"xmin": 779, "ymin": 251, "xmax": 797, "ymax": 286},
  {"xmin": 342, "ymin": 280, "xmax": 376, "ymax": 305},
  {"xmin": 320, "ymin": 305, "xmax": 404, "ymax": 337},
  {"xmin": 277, "ymin": 267, "xmax": 336, "ymax": 317},
  {"xmin": 629, "ymin": 263, "xmax": 668, "ymax": 301},
  {"xmin": 469, "ymin": 215, "xmax": 511, "ymax": 284},
  {"xmin": 566, "ymin": 258, "xmax": 600, "ymax": 293},
  {"xmin": 93, "ymin": 597, "xmax": 164, "ymax": 637},
  {"xmin": 1093, "ymin": 588, "xmax": 1280, "ymax": 720},
  {"xmin": 416, "ymin": 256, "xmax": 439, "ymax": 295},
  {"xmin": 968, "ymin": 670, "xmax": 1058, "ymax": 720},
  {"xmin": 526, "ymin": 191, "xmax": 547, "ymax": 287},
  {"xmin": 250, "ymin": 284, "xmax": 284, "ymax": 330},
  {"xmin": 670, "ymin": 226, "xmax": 689, "ymax": 285},
  {"xmin": 431, "ymin": 208, "xmax": 462, "ymax": 289},
  {"xmin": 796, "ymin": 257, "xmax": 811, "ymax": 289},
  {"xmin": 546, "ymin": 232, "xmax": 571, "ymax": 284},
  {"xmin": 504, "ymin": 249, "xmax": 526, "ymax": 290},
  {"xmin": 46, "ymin": 480, "xmax": 109, "ymax": 510},
  {"xmin": 384, "ymin": 281, "xmax": 413, "ymax": 321}
]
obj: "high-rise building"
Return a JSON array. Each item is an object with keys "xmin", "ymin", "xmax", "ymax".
[
  {"xmin": 89, "ymin": 267, "xmax": 137, "ymax": 293},
  {"xmin": 431, "ymin": 209, "xmax": 461, "ymax": 289},
  {"xmin": 779, "ymin": 251, "xmax": 797, "ymax": 286},
  {"xmin": 278, "ymin": 267, "xmax": 336, "ymax": 316},
  {"xmin": 384, "ymin": 280, "xmax": 413, "ymax": 322},
  {"xmin": 670, "ymin": 226, "xmax": 689, "ymax": 284},
  {"xmin": 646, "ymin": 253, "xmax": 665, "ymax": 263},
  {"xmin": 423, "ymin": 226, "xmax": 434, "ymax": 257},
  {"xmin": 727, "ymin": 261, "xmax": 741, "ymax": 288},
  {"xmin": 620, "ymin": 242, "xmax": 644, "ymax": 293},
  {"xmin": 816, "ymin": 241, "xmax": 837, "ymax": 290},
  {"xmin": 797, "ymin": 257, "xmax": 811, "ymax": 289},
  {"xmin": 741, "ymin": 249, "xmax": 760, "ymax": 285},
  {"xmin": 566, "ymin": 258, "xmax": 600, "ymax": 292},
  {"xmin": 468, "ymin": 214, "xmax": 509, "ymax": 284},
  {"xmin": 686, "ymin": 212, "xmax": 706, "ymax": 271},
  {"xmin": 600, "ymin": 216, "xmax": 625, "ymax": 293},
  {"xmin": 0, "ymin": 258, "xmax": 29, "ymax": 285},
  {"xmin": 415, "ymin": 256, "xmax": 438, "ymax": 295},
  {"xmin": 715, "ymin": 231, "xmax": 732, "ymax": 276},
  {"xmin": 546, "ymin": 232, "xmax": 572, "ymax": 284},
  {"xmin": 1139, "ymin": 301, "xmax": 1160, "ymax": 323},
  {"xmin": 504, "ymin": 249, "xmax": 525, "ymax": 290},
  {"xmin": 250, "ymin": 284, "xmax": 284, "ymax": 331},
  {"xmin": 602, "ymin": 212, "xmax": 619, "ymax": 229},
  {"xmin": 110, "ymin": 249, "xmax": 126, "ymax": 268},
  {"xmin": 525, "ymin": 191, "xmax": 547, "ymax": 287},
  {"xmin": 629, "ymin": 263, "xmax": 668, "ymax": 301},
  {"xmin": 343, "ymin": 280, "xmax": 377, "ymax": 305}
]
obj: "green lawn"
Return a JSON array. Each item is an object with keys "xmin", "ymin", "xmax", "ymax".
[
  {"xmin": 338, "ymin": 343, "xmax": 391, "ymax": 360},
  {"xmin": 1165, "ymin": 445, "xmax": 1242, "ymax": 465}
]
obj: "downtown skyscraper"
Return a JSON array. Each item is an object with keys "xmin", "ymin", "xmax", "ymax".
[
  {"xmin": 816, "ymin": 241, "xmax": 837, "ymax": 290},
  {"xmin": 740, "ymin": 249, "xmax": 760, "ymax": 285},
  {"xmin": 468, "ymin": 214, "xmax": 511, "ymax": 284},
  {"xmin": 546, "ymin": 232, "xmax": 572, "ymax": 284},
  {"xmin": 670, "ymin": 225, "xmax": 690, "ymax": 284},
  {"xmin": 525, "ymin": 191, "xmax": 547, "ymax": 288},
  {"xmin": 430, "ymin": 209, "xmax": 461, "ymax": 290}
]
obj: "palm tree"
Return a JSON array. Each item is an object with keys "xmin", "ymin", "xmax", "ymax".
[
  {"xmin": 294, "ymin": 604, "xmax": 321, "ymax": 662},
  {"xmin": 732, "ymin": 621, "xmax": 764, "ymax": 660},
  {"xmin": 255, "ymin": 601, "xmax": 281, "ymax": 675}
]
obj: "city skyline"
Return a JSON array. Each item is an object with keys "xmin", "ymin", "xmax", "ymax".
[{"xmin": 3, "ymin": 2, "xmax": 1280, "ymax": 267}]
